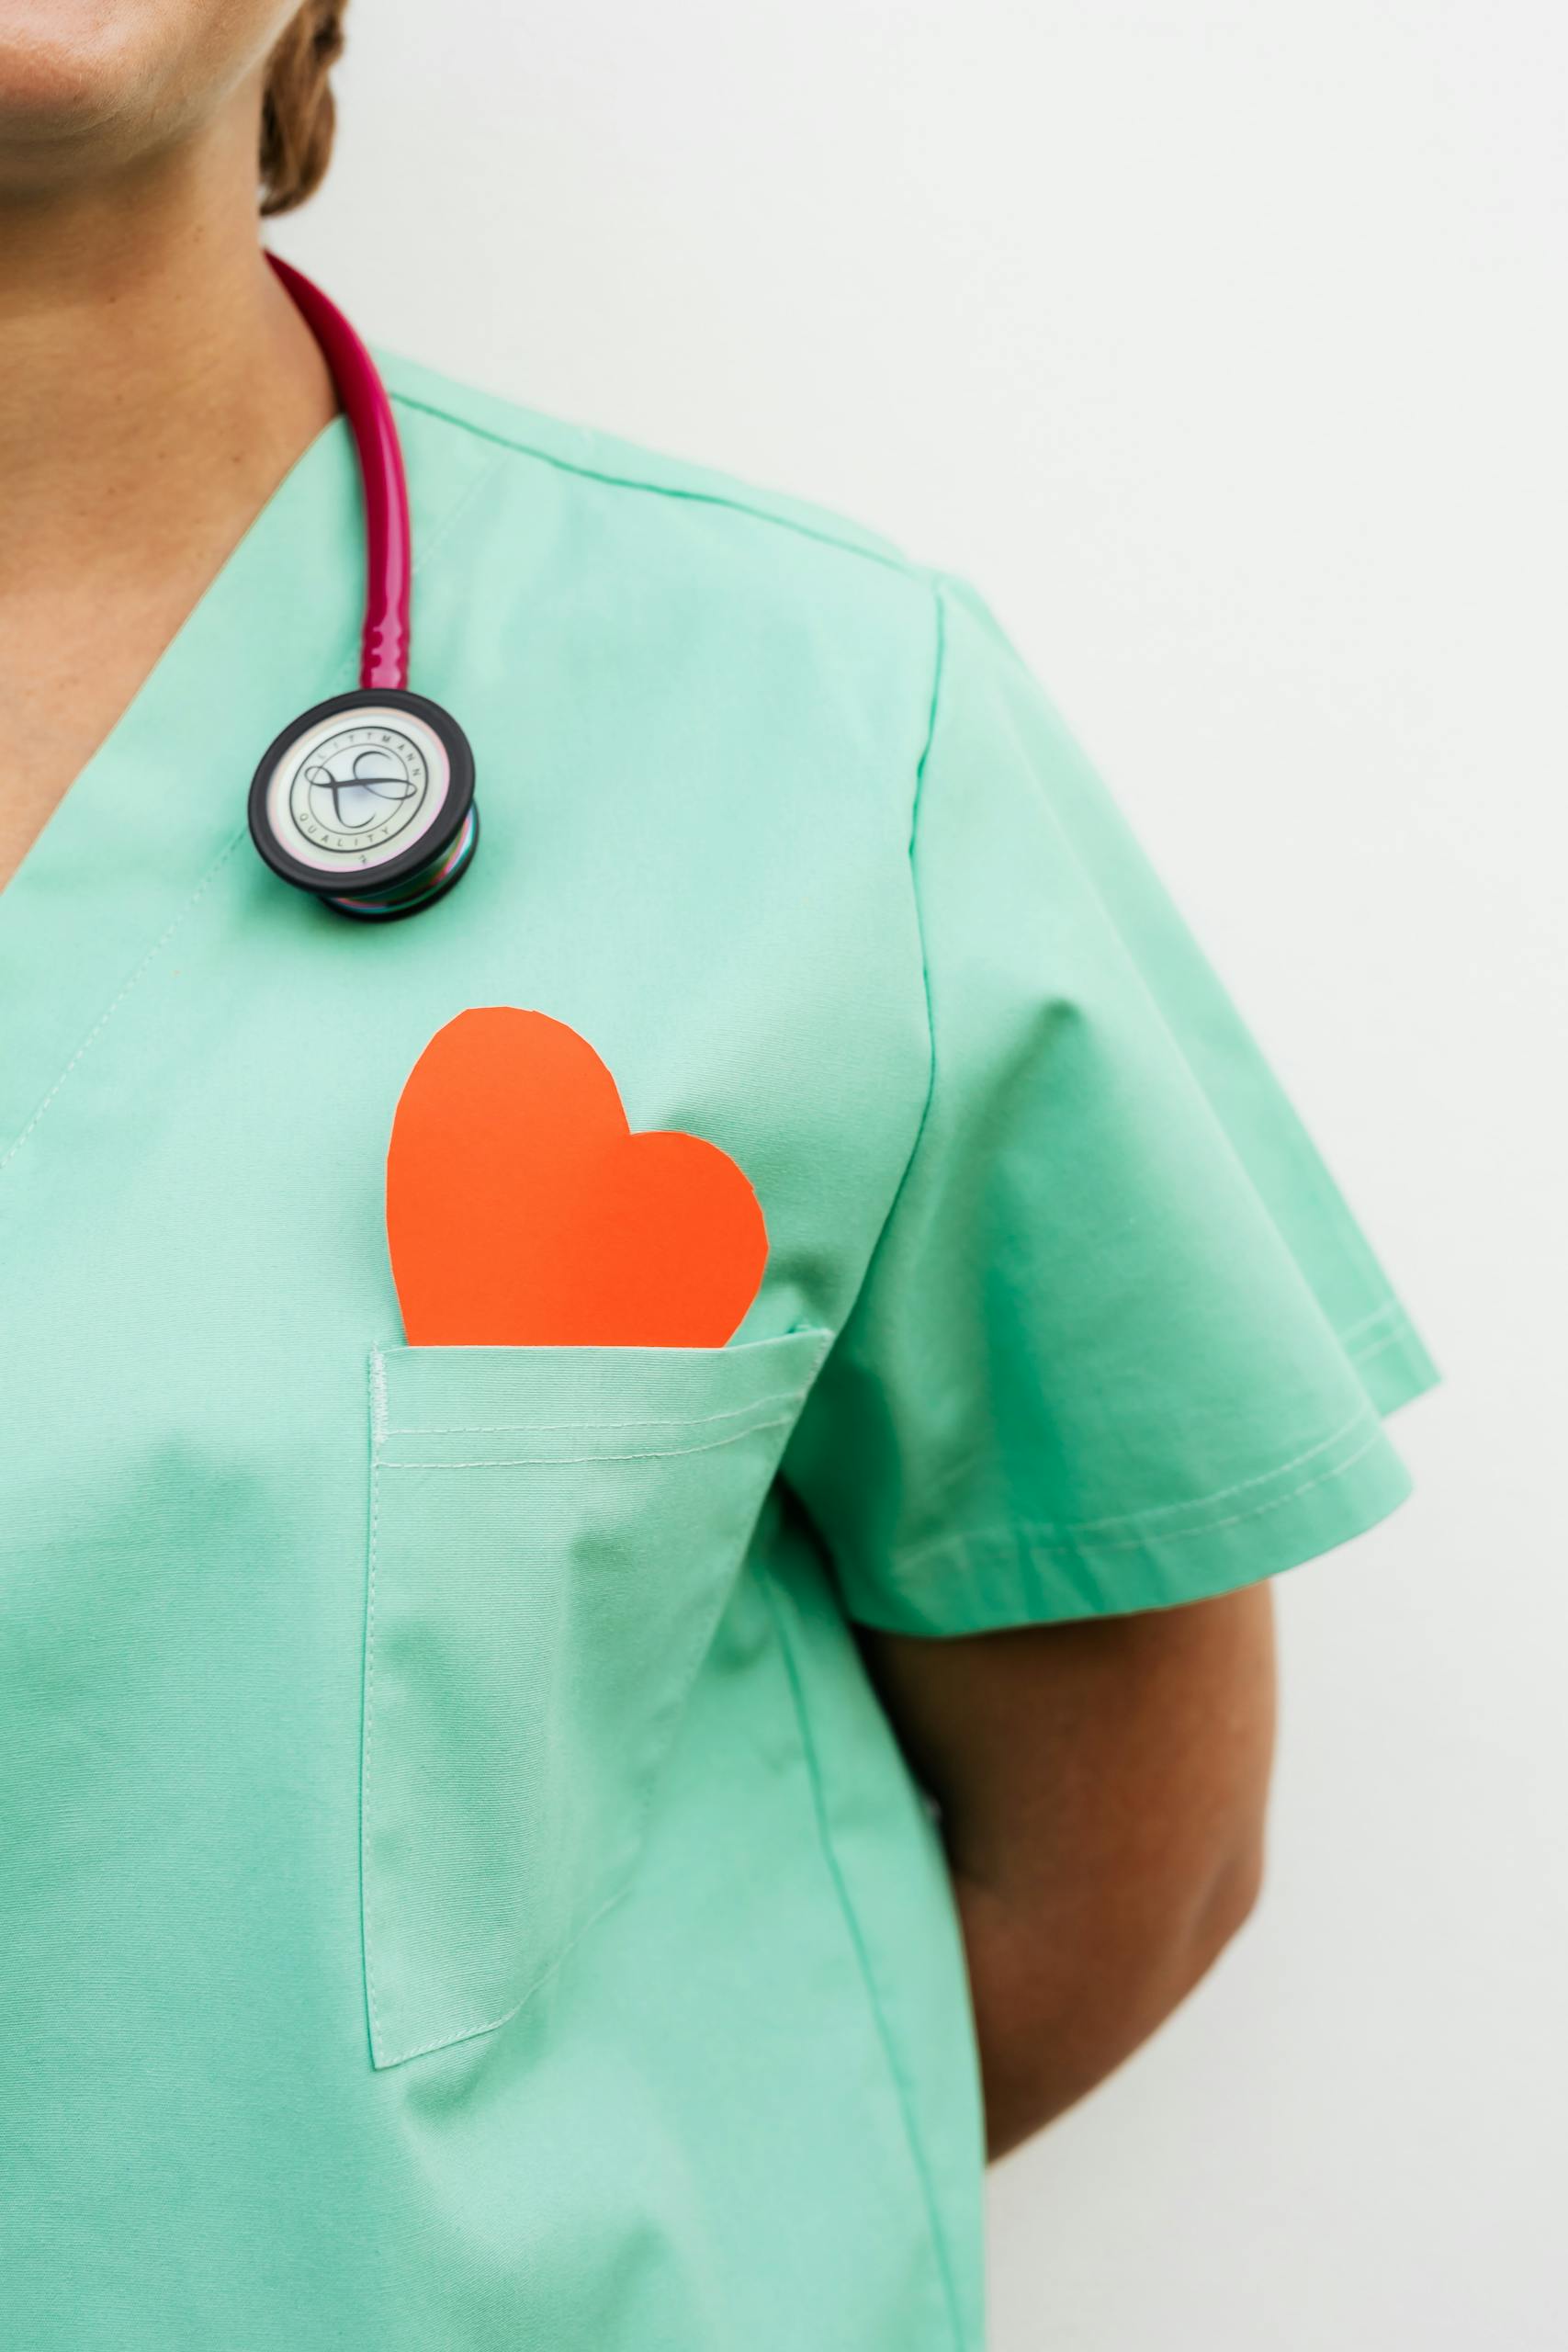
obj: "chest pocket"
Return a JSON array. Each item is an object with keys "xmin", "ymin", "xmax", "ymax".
[{"xmin": 361, "ymin": 1326, "xmax": 831, "ymax": 2069}]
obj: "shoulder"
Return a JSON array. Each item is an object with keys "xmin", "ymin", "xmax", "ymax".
[
  {"xmin": 377, "ymin": 346, "xmax": 914, "ymax": 572},
  {"xmin": 376, "ymin": 345, "xmax": 945, "ymax": 655}
]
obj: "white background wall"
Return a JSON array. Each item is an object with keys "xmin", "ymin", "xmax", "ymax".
[{"xmin": 276, "ymin": 5, "xmax": 1566, "ymax": 2342}]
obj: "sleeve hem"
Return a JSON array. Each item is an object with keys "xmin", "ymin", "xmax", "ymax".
[
  {"xmin": 839, "ymin": 1399, "xmax": 1425, "ymax": 1637},
  {"xmin": 1342, "ymin": 1301, "xmax": 1441, "ymax": 1419}
]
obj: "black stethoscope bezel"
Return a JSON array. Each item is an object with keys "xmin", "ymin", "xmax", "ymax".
[{"xmin": 247, "ymin": 686, "xmax": 476, "ymax": 905}]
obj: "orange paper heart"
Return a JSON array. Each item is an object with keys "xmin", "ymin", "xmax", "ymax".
[{"xmin": 386, "ymin": 1007, "xmax": 768, "ymax": 1348}]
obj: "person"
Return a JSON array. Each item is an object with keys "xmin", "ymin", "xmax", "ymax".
[{"xmin": 0, "ymin": 6, "xmax": 1438, "ymax": 2348}]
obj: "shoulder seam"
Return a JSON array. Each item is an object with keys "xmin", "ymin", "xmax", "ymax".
[
  {"xmin": 387, "ymin": 383, "xmax": 919, "ymax": 580},
  {"xmin": 901, "ymin": 571, "xmax": 948, "ymax": 1187},
  {"xmin": 788, "ymin": 573, "xmax": 946, "ymax": 1369}
]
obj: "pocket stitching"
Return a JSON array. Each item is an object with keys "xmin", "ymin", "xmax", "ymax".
[
  {"xmin": 373, "ymin": 1872, "xmax": 635, "ymax": 2068},
  {"xmin": 376, "ymin": 1409, "xmax": 796, "ymax": 1472},
  {"xmin": 361, "ymin": 1448, "xmax": 387, "ymax": 2059},
  {"xmin": 360, "ymin": 1360, "xmax": 809, "ymax": 2069},
  {"xmin": 377, "ymin": 1480, "xmax": 783, "ymax": 2064},
  {"xmin": 385, "ymin": 1384, "xmax": 819, "ymax": 1440}
]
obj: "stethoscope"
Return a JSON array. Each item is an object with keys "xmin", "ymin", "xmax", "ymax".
[{"xmin": 247, "ymin": 255, "xmax": 478, "ymax": 921}]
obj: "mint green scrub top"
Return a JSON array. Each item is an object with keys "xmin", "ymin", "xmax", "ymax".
[{"xmin": 0, "ymin": 354, "xmax": 1438, "ymax": 2351}]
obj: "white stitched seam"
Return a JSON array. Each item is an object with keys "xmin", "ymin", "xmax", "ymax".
[
  {"xmin": 756, "ymin": 1569, "xmax": 969, "ymax": 2348},
  {"xmin": 387, "ymin": 386, "xmax": 917, "ymax": 585},
  {"xmin": 884, "ymin": 1419, "xmax": 1393, "ymax": 1583},
  {"xmin": 374, "ymin": 1878, "xmax": 636, "ymax": 2069},
  {"xmin": 902, "ymin": 1404, "xmax": 1377, "ymax": 1554},
  {"xmin": 378, "ymin": 1482, "xmax": 750, "ymax": 2064},
  {"xmin": 0, "ymin": 833, "xmax": 246, "ymax": 1173},
  {"xmin": 376, "ymin": 1412, "xmax": 795, "ymax": 1470},
  {"xmin": 1348, "ymin": 1320, "xmax": 1420, "ymax": 1366},
  {"xmin": 402, "ymin": 448, "xmax": 513, "ymax": 576},
  {"xmin": 1337, "ymin": 1297, "xmax": 1406, "ymax": 1343},
  {"xmin": 870, "ymin": 1334, "xmax": 1413, "ymax": 1569},
  {"xmin": 384, "ymin": 1384, "xmax": 811, "ymax": 1438},
  {"xmin": 361, "ymin": 1448, "xmax": 383, "ymax": 2050}
]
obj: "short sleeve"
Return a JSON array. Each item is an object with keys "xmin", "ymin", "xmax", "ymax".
[{"xmin": 783, "ymin": 571, "xmax": 1438, "ymax": 1636}]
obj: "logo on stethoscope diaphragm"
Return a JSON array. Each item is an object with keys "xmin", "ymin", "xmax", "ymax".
[{"xmin": 289, "ymin": 724, "xmax": 429, "ymax": 855}]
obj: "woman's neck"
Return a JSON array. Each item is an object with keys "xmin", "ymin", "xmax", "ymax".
[
  {"xmin": 0, "ymin": 80, "xmax": 338, "ymax": 886},
  {"xmin": 0, "ymin": 88, "xmax": 335, "ymax": 597}
]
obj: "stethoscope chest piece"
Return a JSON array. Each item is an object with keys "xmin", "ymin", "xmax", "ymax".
[
  {"xmin": 248, "ymin": 687, "xmax": 477, "ymax": 921},
  {"xmin": 250, "ymin": 256, "xmax": 479, "ymax": 922}
]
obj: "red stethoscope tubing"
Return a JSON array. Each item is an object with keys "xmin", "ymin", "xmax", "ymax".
[{"xmin": 265, "ymin": 251, "xmax": 412, "ymax": 695}]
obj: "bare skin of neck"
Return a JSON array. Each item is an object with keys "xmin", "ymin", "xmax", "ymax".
[{"xmin": 0, "ymin": 79, "xmax": 336, "ymax": 893}]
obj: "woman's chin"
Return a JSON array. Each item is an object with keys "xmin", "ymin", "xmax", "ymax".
[
  {"xmin": 0, "ymin": 0, "xmax": 287, "ymax": 190},
  {"xmin": 0, "ymin": 7, "xmax": 156, "ymax": 144}
]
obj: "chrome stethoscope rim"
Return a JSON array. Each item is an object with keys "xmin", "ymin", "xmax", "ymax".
[{"xmin": 248, "ymin": 685, "xmax": 476, "ymax": 910}]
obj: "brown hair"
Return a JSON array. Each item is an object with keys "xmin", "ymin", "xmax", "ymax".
[{"xmin": 259, "ymin": 1, "xmax": 349, "ymax": 217}]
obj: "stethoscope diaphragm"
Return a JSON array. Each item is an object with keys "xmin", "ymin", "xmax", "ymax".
[{"xmin": 248, "ymin": 688, "xmax": 477, "ymax": 920}]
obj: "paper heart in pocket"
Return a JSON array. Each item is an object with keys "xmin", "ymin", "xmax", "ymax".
[{"xmin": 386, "ymin": 1007, "xmax": 769, "ymax": 1347}]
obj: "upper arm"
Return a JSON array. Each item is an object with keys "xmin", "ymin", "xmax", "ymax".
[{"xmin": 859, "ymin": 1588, "xmax": 1278, "ymax": 1914}]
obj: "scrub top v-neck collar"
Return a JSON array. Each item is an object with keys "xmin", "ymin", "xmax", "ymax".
[{"xmin": 0, "ymin": 412, "xmax": 364, "ymax": 1162}]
